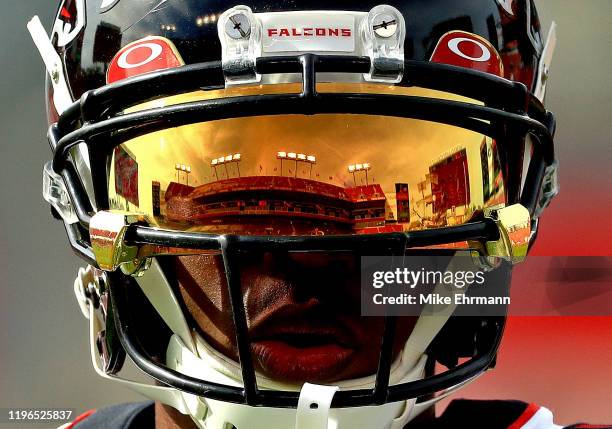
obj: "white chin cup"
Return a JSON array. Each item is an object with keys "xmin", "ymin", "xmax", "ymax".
[{"xmin": 167, "ymin": 333, "xmax": 428, "ymax": 429}]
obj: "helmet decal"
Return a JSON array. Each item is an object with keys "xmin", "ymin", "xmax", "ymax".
[
  {"xmin": 52, "ymin": 0, "xmax": 86, "ymax": 47},
  {"xmin": 496, "ymin": 0, "xmax": 516, "ymax": 16},
  {"xmin": 100, "ymin": 0, "xmax": 121, "ymax": 13},
  {"xmin": 261, "ymin": 12, "xmax": 356, "ymax": 53},
  {"xmin": 430, "ymin": 31, "xmax": 504, "ymax": 77},
  {"xmin": 107, "ymin": 37, "xmax": 185, "ymax": 84}
]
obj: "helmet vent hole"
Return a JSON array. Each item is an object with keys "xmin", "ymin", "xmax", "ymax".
[{"xmin": 310, "ymin": 402, "xmax": 319, "ymax": 410}]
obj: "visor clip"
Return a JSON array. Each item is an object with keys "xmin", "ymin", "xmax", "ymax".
[
  {"xmin": 471, "ymin": 204, "xmax": 531, "ymax": 268},
  {"xmin": 217, "ymin": 5, "xmax": 262, "ymax": 86},
  {"xmin": 89, "ymin": 210, "xmax": 153, "ymax": 277},
  {"xmin": 362, "ymin": 5, "xmax": 406, "ymax": 83}
]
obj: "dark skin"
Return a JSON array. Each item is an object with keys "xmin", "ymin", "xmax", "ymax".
[{"xmin": 155, "ymin": 252, "xmax": 422, "ymax": 428}]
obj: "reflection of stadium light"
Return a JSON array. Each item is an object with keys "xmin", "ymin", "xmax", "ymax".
[
  {"xmin": 174, "ymin": 163, "xmax": 192, "ymax": 185},
  {"xmin": 348, "ymin": 163, "xmax": 372, "ymax": 172},
  {"xmin": 348, "ymin": 162, "xmax": 372, "ymax": 185},
  {"xmin": 211, "ymin": 154, "xmax": 241, "ymax": 179},
  {"xmin": 278, "ymin": 152, "xmax": 316, "ymax": 177},
  {"xmin": 212, "ymin": 154, "xmax": 242, "ymax": 165},
  {"xmin": 196, "ymin": 14, "xmax": 217, "ymax": 26}
]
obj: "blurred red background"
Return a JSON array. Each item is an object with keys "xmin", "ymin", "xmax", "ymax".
[{"xmin": 442, "ymin": 179, "xmax": 612, "ymax": 424}]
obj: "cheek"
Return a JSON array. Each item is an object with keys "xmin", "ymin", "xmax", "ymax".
[
  {"xmin": 177, "ymin": 254, "xmax": 227, "ymax": 312},
  {"xmin": 175, "ymin": 255, "xmax": 237, "ymax": 355},
  {"xmin": 242, "ymin": 271, "xmax": 293, "ymax": 320}
]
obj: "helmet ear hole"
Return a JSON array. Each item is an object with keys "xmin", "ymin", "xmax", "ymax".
[
  {"xmin": 427, "ymin": 316, "xmax": 480, "ymax": 369},
  {"xmin": 427, "ymin": 264, "xmax": 511, "ymax": 369}
]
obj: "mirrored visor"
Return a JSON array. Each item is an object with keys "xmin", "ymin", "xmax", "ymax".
[{"xmin": 106, "ymin": 84, "xmax": 507, "ymax": 237}]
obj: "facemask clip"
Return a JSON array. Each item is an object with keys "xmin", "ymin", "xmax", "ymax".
[
  {"xmin": 43, "ymin": 161, "xmax": 79, "ymax": 225},
  {"xmin": 534, "ymin": 160, "xmax": 559, "ymax": 218},
  {"xmin": 89, "ymin": 211, "xmax": 152, "ymax": 276},
  {"xmin": 471, "ymin": 204, "xmax": 531, "ymax": 268},
  {"xmin": 361, "ymin": 5, "xmax": 406, "ymax": 83},
  {"xmin": 218, "ymin": 5, "xmax": 262, "ymax": 86}
]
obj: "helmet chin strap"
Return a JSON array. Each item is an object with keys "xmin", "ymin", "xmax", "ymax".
[{"xmin": 75, "ymin": 255, "xmax": 474, "ymax": 428}]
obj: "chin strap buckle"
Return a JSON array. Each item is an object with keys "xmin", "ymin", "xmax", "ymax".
[
  {"xmin": 295, "ymin": 383, "xmax": 339, "ymax": 429},
  {"xmin": 89, "ymin": 211, "xmax": 152, "ymax": 276},
  {"xmin": 471, "ymin": 204, "xmax": 531, "ymax": 268},
  {"xmin": 74, "ymin": 265, "xmax": 122, "ymax": 373}
]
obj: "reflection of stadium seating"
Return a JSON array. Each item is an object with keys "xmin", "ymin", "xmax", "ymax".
[
  {"xmin": 188, "ymin": 176, "xmax": 385, "ymax": 204},
  {"xmin": 356, "ymin": 224, "xmax": 404, "ymax": 234},
  {"xmin": 165, "ymin": 182, "xmax": 195, "ymax": 201},
  {"xmin": 189, "ymin": 176, "xmax": 347, "ymax": 202},
  {"xmin": 344, "ymin": 184, "xmax": 386, "ymax": 204},
  {"xmin": 165, "ymin": 177, "xmax": 388, "ymax": 231}
]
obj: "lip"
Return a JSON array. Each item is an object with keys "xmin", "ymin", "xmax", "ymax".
[{"xmin": 249, "ymin": 306, "xmax": 358, "ymax": 382}]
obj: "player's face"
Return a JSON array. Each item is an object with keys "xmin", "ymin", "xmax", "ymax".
[{"xmin": 175, "ymin": 252, "xmax": 415, "ymax": 383}]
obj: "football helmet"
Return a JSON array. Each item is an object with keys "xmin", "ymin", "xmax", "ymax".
[{"xmin": 30, "ymin": 0, "xmax": 558, "ymax": 428}]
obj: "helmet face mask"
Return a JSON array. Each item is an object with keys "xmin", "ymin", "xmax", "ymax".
[{"xmin": 32, "ymin": 1, "xmax": 558, "ymax": 427}]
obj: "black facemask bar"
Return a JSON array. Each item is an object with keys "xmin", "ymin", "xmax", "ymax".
[
  {"xmin": 107, "ymin": 265, "xmax": 508, "ymax": 408},
  {"xmin": 46, "ymin": 54, "xmax": 553, "ymax": 408}
]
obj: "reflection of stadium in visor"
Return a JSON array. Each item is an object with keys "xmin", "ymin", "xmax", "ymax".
[{"xmin": 108, "ymin": 84, "xmax": 506, "ymax": 239}]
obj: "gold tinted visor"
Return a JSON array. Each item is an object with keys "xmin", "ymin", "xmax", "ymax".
[{"xmin": 108, "ymin": 84, "xmax": 506, "ymax": 236}]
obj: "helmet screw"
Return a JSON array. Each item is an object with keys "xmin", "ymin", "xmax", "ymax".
[
  {"xmin": 372, "ymin": 13, "xmax": 398, "ymax": 38},
  {"xmin": 542, "ymin": 65, "xmax": 550, "ymax": 82},
  {"xmin": 51, "ymin": 68, "xmax": 60, "ymax": 83},
  {"xmin": 225, "ymin": 13, "xmax": 251, "ymax": 39}
]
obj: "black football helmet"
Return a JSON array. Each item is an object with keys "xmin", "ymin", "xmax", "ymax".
[{"xmin": 30, "ymin": 0, "xmax": 558, "ymax": 427}]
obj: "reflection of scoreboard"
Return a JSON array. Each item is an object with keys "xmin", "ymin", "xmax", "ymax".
[
  {"xmin": 152, "ymin": 181, "xmax": 161, "ymax": 217},
  {"xmin": 114, "ymin": 146, "xmax": 139, "ymax": 206},
  {"xmin": 430, "ymin": 149, "xmax": 470, "ymax": 214},
  {"xmin": 395, "ymin": 183, "xmax": 410, "ymax": 223},
  {"xmin": 480, "ymin": 138, "xmax": 503, "ymax": 203}
]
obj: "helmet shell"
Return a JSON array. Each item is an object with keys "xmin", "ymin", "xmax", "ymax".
[{"xmin": 47, "ymin": 0, "xmax": 544, "ymax": 120}]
